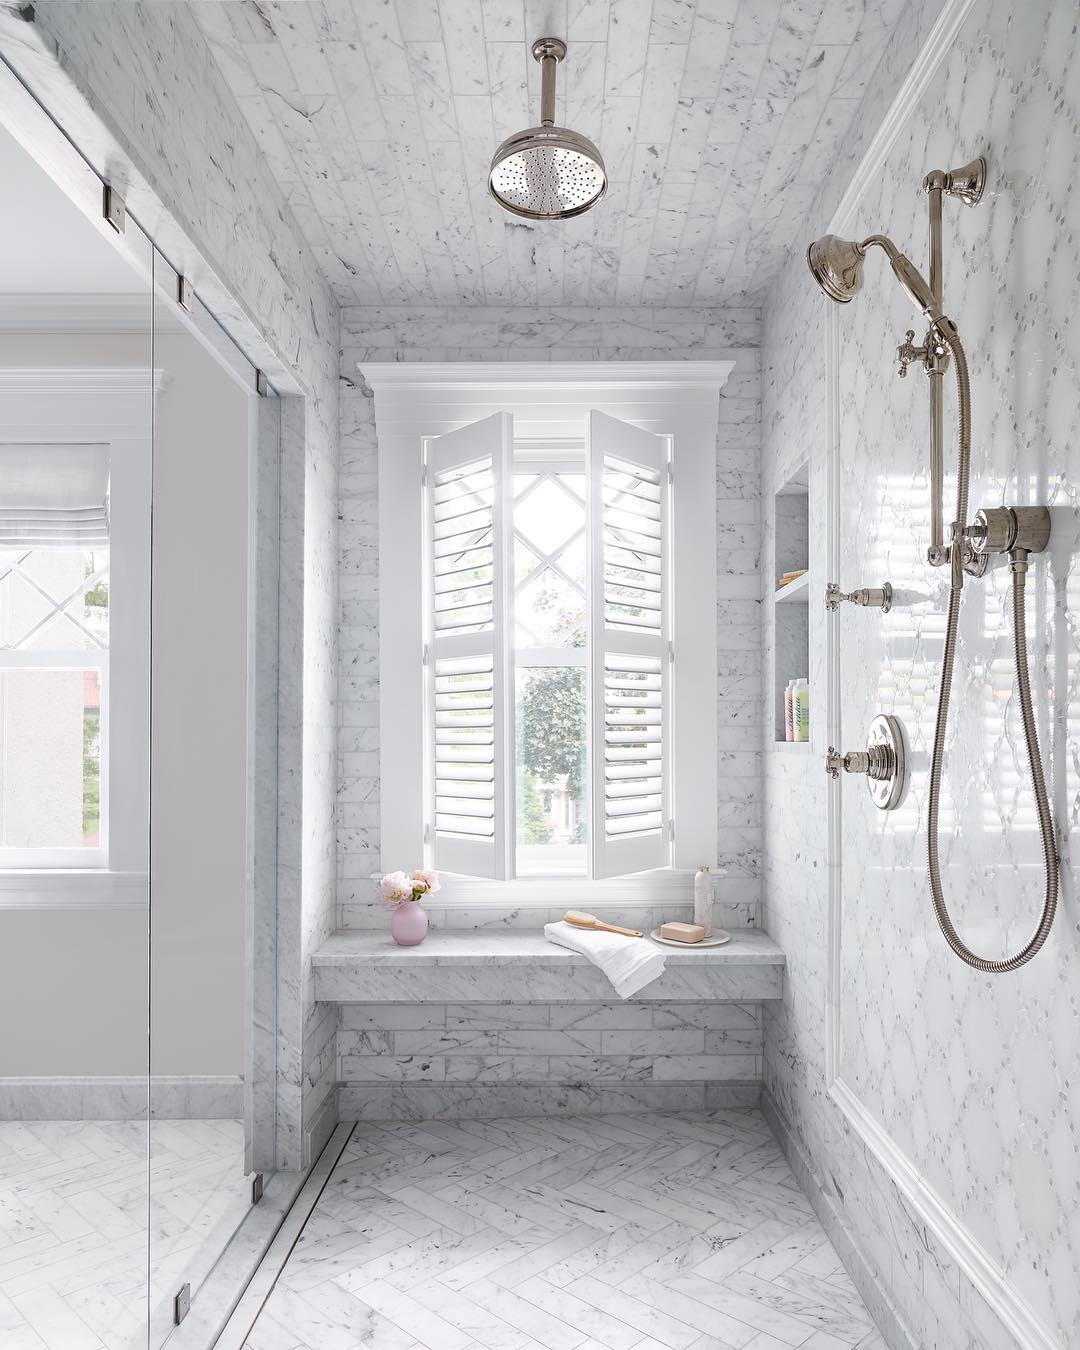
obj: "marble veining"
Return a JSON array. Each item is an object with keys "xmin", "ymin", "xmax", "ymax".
[
  {"xmin": 0, "ymin": 1117, "xmax": 247, "ymax": 1350},
  {"xmin": 763, "ymin": 1, "xmax": 1080, "ymax": 1346},
  {"xmin": 241, "ymin": 1108, "xmax": 886, "ymax": 1350},
  {"xmin": 337, "ymin": 308, "xmax": 763, "ymax": 926},
  {"xmin": 191, "ymin": 0, "xmax": 907, "ymax": 309}
]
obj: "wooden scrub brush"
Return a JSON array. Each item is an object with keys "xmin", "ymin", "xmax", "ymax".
[{"xmin": 564, "ymin": 910, "xmax": 643, "ymax": 938}]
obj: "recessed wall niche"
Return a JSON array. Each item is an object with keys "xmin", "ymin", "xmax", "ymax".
[{"xmin": 773, "ymin": 461, "xmax": 810, "ymax": 744}]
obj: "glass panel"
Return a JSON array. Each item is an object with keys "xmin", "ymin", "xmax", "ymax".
[
  {"xmin": 514, "ymin": 473, "xmax": 585, "ymax": 556},
  {"xmin": 515, "ymin": 567, "xmax": 586, "ymax": 647},
  {"xmin": 0, "ymin": 669, "xmax": 102, "ymax": 848},
  {"xmin": 149, "ymin": 263, "xmax": 254, "ymax": 1345},
  {"xmin": 515, "ymin": 665, "xmax": 587, "ymax": 875},
  {"xmin": 0, "ymin": 118, "xmax": 153, "ymax": 1350}
]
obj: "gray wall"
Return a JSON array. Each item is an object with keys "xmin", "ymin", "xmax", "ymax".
[
  {"xmin": 0, "ymin": 0, "xmax": 340, "ymax": 1166},
  {"xmin": 0, "ymin": 331, "xmax": 249, "ymax": 1080}
]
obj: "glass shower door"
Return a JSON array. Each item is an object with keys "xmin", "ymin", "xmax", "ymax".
[
  {"xmin": 0, "ymin": 121, "xmax": 154, "ymax": 1347},
  {"xmin": 147, "ymin": 267, "xmax": 257, "ymax": 1346}
]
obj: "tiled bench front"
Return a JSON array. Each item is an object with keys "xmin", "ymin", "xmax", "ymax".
[
  {"xmin": 312, "ymin": 929, "xmax": 784, "ymax": 1003},
  {"xmin": 313, "ymin": 930, "xmax": 786, "ymax": 1121}
]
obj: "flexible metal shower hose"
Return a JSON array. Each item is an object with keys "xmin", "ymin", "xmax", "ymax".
[{"xmin": 925, "ymin": 331, "xmax": 1058, "ymax": 971}]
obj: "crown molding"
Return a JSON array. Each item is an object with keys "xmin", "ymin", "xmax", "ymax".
[
  {"xmin": 0, "ymin": 293, "xmax": 178, "ymax": 334},
  {"xmin": 359, "ymin": 359, "xmax": 735, "ymax": 394},
  {"xmin": 0, "ymin": 366, "xmax": 166, "ymax": 394},
  {"xmin": 828, "ymin": 0, "xmax": 979, "ymax": 236}
]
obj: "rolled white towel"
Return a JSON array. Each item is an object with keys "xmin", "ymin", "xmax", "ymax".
[{"xmin": 544, "ymin": 920, "xmax": 666, "ymax": 999}]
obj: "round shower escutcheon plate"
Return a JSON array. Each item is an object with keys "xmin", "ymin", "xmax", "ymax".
[
  {"xmin": 868, "ymin": 712, "xmax": 907, "ymax": 810},
  {"xmin": 649, "ymin": 929, "xmax": 732, "ymax": 949}
]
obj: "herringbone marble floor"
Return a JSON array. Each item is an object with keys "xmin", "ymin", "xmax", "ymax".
[
  {"xmin": 0, "ymin": 1117, "xmax": 247, "ymax": 1349},
  {"xmin": 244, "ymin": 1109, "xmax": 884, "ymax": 1350}
]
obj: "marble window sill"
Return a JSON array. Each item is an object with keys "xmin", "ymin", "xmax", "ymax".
[{"xmin": 313, "ymin": 929, "xmax": 784, "ymax": 1003}]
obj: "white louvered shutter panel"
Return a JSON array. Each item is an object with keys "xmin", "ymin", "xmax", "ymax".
[
  {"xmin": 427, "ymin": 413, "xmax": 513, "ymax": 879},
  {"xmin": 587, "ymin": 411, "xmax": 670, "ymax": 878}
]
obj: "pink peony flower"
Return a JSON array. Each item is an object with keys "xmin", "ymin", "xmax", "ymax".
[
  {"xmin": 378, "ymin": 870, "xmax": 415, "ymax": 905},
  {"xmin": 412, "ymin": 868, "xmax": 441, "ymax": 896}
]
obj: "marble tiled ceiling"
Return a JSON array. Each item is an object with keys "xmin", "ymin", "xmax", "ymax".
[{"xmin": 192, "ymin": 0, "xmax": 904, "ymax": 307}]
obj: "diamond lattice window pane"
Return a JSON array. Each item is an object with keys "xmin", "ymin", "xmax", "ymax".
[
  {"xmin": 555, "ymin": 533, "xmax": 587, "ymax": 589},
  {"xmin": 0, "ymin": 571, "xmax": 53, "ymax": 649},
  {"xmin": 514, "ymin": 476, "xmax": 585, "ymax": 557},
  {"xmin": 21, "ymin": 611, "xmax": 97, "ymax": 651},
  {"xmin": 514, "ymin": 540, "xmax": 543, "ymax": 586},
  {"xmin": 515, "ymin": 568, "xmax": 586, "ymax": 648}
]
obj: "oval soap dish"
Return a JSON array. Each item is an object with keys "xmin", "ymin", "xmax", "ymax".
[{"xmin": 649, "ymin": 928, "xmax": 731, "ymax": 949}]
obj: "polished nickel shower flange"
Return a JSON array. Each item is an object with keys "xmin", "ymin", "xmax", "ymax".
[
  {"xmin": 924, "ymin": 156, "xmax": 986, "ymax": 207},
  {"xmin": 825, "ymin": 581, "xmax": 892, "ymax": 613},
  {"xmin": 825, "ymin": 713, "xmax": 906, "ymax": 810}
]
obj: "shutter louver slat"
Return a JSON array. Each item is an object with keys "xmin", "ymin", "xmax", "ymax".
[
  {"xmin": 434, "ymin": 654, "xmax": 496, "ymax": 839},
  {"xmin": 427, "ymin": 413, "xmax": 513, "ymax": 879},
  {"xmin": 588, "ymin": 411, "xmax": 670, "ymax": 878}
]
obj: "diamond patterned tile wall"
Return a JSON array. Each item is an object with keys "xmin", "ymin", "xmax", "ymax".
[{"xmin": 192, "ymin": 0, "xmax": 908, "ymax": 307}]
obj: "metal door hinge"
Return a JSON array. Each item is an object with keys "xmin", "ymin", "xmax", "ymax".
[
  {"xmin": 102, "ymin": 184, "xmax": 126, "ymax": 234},
  {"xmin": 174, "ymin": 1283, "xmax": 190, "ymax": 1326},
  {"xmin": 251, "ymin": 1172, "xmax": 264, "ymax": 1205}
]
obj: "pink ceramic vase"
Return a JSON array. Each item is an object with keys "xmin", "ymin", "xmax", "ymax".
[{"xmin": 390, "ymin": 901, "xmax": 428, "ymax": 946}]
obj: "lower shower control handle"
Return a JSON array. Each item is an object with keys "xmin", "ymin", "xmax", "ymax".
[{"xmin": 824, "ymin": 714, "xmax": 906, "ymax": 810}]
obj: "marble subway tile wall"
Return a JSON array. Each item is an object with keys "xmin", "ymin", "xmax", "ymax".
[
  {"xmin": 0, "ymin": 2, "xmax": 341, "ymax": 1169},
  {"xmin": 338, "ymin": 305, "xmax": 763, "ymax": 928},
  {"xmin": 762, "ymin": 1, "xmax": 1080, "ymax": 1346},
  {"xmin": 336, "ymin": 1000, "xmax": 763, "ymax": 1121}
]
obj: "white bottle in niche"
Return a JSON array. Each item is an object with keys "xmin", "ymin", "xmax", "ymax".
[
  {"xmin": 793, "ymin": 678, "xmax": 809, "ymax": 743},
  {"xmin": 694, "ymin": 865, "xmax": 713, "ymax": 938}
]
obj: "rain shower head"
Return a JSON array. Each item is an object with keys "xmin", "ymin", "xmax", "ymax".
[
  {"xmin": 488, "ymin": 38, "xmax": 607, "ymax": 220},
  {"xmin": 807, "ymin": 233, "xmax": 942, "ymax": 322}
]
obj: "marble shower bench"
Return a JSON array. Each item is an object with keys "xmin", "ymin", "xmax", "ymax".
[
  {"xmin": 314, "ymin": 930, "xmax": 785, "ymax": 1120},
  {"xmin": 312, "ymin": 928, "xmax": 785, "ymax": 1003}
]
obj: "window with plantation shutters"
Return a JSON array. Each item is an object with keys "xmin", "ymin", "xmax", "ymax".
[
  {"xmin": 421, "ymin": 409, "xmax": 675, "ymax": 882},
  {"xmin": 425, "ymin": 413, "xmax": 513, "ymax": 879},
  {"xmin": 375, "ymin": 361, "xmax": 725, "ymax": 897},
  {"xmin": 587, "ymin": 412, "xmax": 670, "ymax": 878}
]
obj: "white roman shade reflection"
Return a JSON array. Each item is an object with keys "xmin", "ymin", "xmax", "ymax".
[
  {"xmin": 587, "ymin": 411, "xmax": 670, "ymax": 878},
  {"xmin": 0, "ymin": 443, "xmax": 110, "ymax": 547}
]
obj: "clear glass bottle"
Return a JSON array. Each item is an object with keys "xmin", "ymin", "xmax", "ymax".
[{"xmin": 694, "ymin": 865, "xmax": 713, "ymax": 937}]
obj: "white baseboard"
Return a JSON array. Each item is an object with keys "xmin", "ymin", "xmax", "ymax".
[
  {"xmin": 0, "ymin": 1074, "xmax": 243, "ymax": 1120},
  {"xmin": 762, "ymin": 1090, "xmax": 918, "ymax": 1350}
]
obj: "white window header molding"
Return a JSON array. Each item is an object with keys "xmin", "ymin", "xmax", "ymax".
[{"xmin": 360, "ymin": 360, "xmax": 735, "ymax": 395}]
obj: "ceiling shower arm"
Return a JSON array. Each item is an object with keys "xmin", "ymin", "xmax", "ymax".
[{"xmin": 532, "ymin": 38, "xmax": 565, "ymax": 128}]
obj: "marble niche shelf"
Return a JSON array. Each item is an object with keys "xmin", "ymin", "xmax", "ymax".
[{"xmin": 312, "ymin": 929, "xmax": 785, "ymax": 1003}]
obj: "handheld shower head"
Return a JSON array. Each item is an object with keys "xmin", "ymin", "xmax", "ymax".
[
  {"xmin": 807, "ymin": 233, "xmax": 942, "ymax": 322},
  {"xmin": 807, "ymin": 235, "xmax": 866, "ymax": 303}
]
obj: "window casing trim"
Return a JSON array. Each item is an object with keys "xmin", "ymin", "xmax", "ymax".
[
  {"xmin": 370, "ymin": 360, "xmax": 732, "ymax": 897},
  {"xmin": 0, "ymin": 369, "xmax": 155, "ymax": 899}
]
